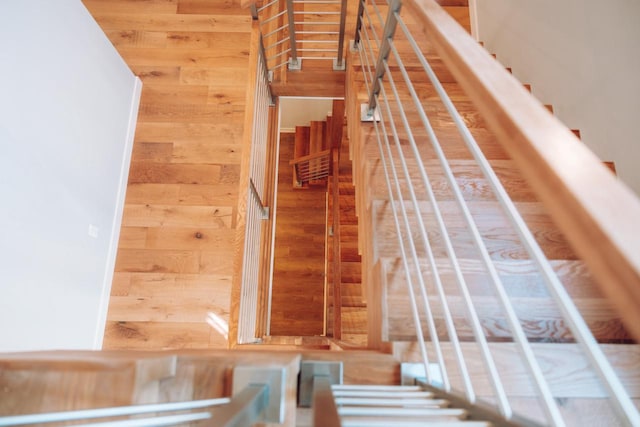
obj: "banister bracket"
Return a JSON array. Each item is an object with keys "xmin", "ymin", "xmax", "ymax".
[
  {"xmin": 232, "ymin": 366, "xmax": 286, "ymax": 423},
  {"xmin": 360, "ymin": 103, "xmax": 380, "ymax": 122}
]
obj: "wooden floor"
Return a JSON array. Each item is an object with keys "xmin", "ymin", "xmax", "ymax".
[
  {"xmin": 83, "ymin": 0, "xmax": 253, "ymax": 349},
  {"xmin": 270, "ymin": 133, "xmax": 327, "ymax": 335}
]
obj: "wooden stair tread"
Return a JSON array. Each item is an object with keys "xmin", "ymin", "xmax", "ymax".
[
  {"xmin": 393, "ymin": 342, "xmax": 640, "ymax": 398},
  {"xmin": 370, "ymin": 199, "xmax": 578, "ymax": 261},
  {"xmin": 366, "ymin": 158, "xmax": 539, "ymax": 202},
  {"xmin": 379, "ymin": 256, "xmax": 631, "ymax": 343},
  {"xmin": 347, "ymin": 22, "xmax": 629, "ymax": 350}
]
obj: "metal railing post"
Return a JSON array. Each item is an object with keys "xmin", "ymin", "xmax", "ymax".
[
  {"xmin": 366, "ymin": 0, "xmax": 402, "ymax": 113},
  {"xmin": 353, "ymin": 0, "xmax": 365, "ymax": 48},
  {"xmin": 212, "ymin": 385, "xmax": 270, "ymax": 427},
  {"xmin": 258, "ymin": 34, "xmax": 275, "ymax": 95},
  {"xmin": 312, "ymin": 376, "xmax": 342, "ymax": 426},
  {"xmin": 285, "ymin": 0, "xmax": 301, "ymax": 69},
  {"xmin": 334, "ymin": 0, "xmax": 348, "ymax": 70}
]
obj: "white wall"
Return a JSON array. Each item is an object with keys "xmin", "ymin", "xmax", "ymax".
[
  {"xmin": 476, "ymin": 0, "xmax": 640, "ymax": 196},
  {"xmin": 280, "ymin": 97, "xmax": 337, "ymax": 131},
  {"xmin": 0, "ymin": 0, "xmax": 141, "ymax": 351}
]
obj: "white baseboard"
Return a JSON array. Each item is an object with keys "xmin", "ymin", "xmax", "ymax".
[{"xmin": 93, "ymin": 76, "xmax": 143, "ymax": 350}]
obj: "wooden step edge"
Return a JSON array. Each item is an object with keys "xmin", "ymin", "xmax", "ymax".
[
  {"xmin": 604, "ymin": 161, "xmax": 617, "ymax": 175},
  {"xmin": 391, "ymin": 341, "xmax": 640, "ymax": 398}
]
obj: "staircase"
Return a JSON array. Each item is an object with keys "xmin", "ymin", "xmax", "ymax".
[
  {"xmin": 338, "ymin": 0, "xmax": 640, "ymax": 423},
  {"xmin": 346, "ymin": 0, "xmax": 633, "ymax": 350},
  {"xmin": 4, "ymin": 1, "xmax": 639, "ymax": 426}
]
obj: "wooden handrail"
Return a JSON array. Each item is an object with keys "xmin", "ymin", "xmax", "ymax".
[
  {"xmin": 329, "ymin": 100, "xmax": 345, "ymax": 339},
  {"xmin": 330, "ymin": 100, "xmax": 345, "ymax": 150},
  {"xmin": 289, "ymin": 149, "xmax": 332, "ymax": 166},
  {"xmin": 331, "ymin": 148, "xmax": 342, "ymax": 339},
  {"xmin": 230, "ymin": 21, "xmax": 261, "ymax": 348},
  {"xmin": 404, "ymin": 0, "xmax": 640, "ymax": 340}
]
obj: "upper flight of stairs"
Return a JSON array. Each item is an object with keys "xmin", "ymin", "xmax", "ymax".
[{"xmin": 345, "ymin": 3, "xmax": 633, "ymax": 348}]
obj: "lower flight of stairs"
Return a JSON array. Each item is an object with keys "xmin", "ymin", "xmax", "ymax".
[{"xmin": 293, "ymin": 120, "xmax": 331, "ymax": 189}]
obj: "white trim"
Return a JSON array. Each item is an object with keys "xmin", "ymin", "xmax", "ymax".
[
  {"xmin": 93, "ymin": 76, "xmax": 143, "ymax": 349},
  {"xmin": 279, "ymin": 127, "xmax": 296, "ymax": 133},
  {"xmin": 469, "ymin": 0, "xmax": 480, "ymax": 41},
  {"xmin": 279, "ymin": 96, "xmax": 345, "ymax": 101}
]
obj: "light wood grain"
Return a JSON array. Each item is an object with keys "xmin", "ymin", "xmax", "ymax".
[
  {"xmin": 83, "ymin": 0, "xmax": 252, "ymax": 349},
  {"xmin": 394, "ymin": 342, "xmax": 640, "ymax": 398},
  {"xmin": 0, "ymin": 350, "xmax": 301, "ymax": 426},
  {"xmin": 403, "ymin": 0, "xmax": 640, "ymax": 340}
]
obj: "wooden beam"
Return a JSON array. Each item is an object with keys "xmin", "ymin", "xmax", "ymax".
[
  {"xmin": 331, "ymin": 99, "xmax": 346, "ymax": 150},
  {"xmin": 332, "ymin": 149, "xmax": 342, "ymax": 340}
]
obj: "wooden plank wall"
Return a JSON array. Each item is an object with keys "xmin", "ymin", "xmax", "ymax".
[{"xmin": 82, "ymin": 0, "xmax": 253, "ymax": 349}]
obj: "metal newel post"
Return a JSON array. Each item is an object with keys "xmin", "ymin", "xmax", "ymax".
[
  {"xmin": 285, "ymin": 0, "xmax": 300, "ymax": 69},
  {"xmin": 366, "ymin": 0, "xmax": 402, "ymax": 113},
  {"xmin": 353, "ymin": 0, "xmax": 365, "ymax": 48},
  {"xmin": 334, "ymin": 0, "xmax": 349, "ymax": 69}
]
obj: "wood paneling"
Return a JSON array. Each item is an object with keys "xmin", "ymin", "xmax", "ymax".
[{"xmin": 82, "ymin": 0, "xmax": 252, "ymax": 349}]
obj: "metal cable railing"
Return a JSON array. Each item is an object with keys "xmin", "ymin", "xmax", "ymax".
[
  {"xmin": 254, "ymin": 0, "xmax": 348, "ymax": 73},
  {"xmin": 0, "ymin": 391, "xmax": 268, "ymax": 427},
  {"xmin": 352, "ymin": 0, "xmax": 640, "ymax": 425},
  {"xmin": 0, "ymin": 399, "xmax": 229, "ymax": 427},
  {"xmin": 237, "ymin": 45, "xmax": 274, "ymax": 344},
  {"xmin": 290, "ymin": 149, "xmax": 332, "ymax": 185}
]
